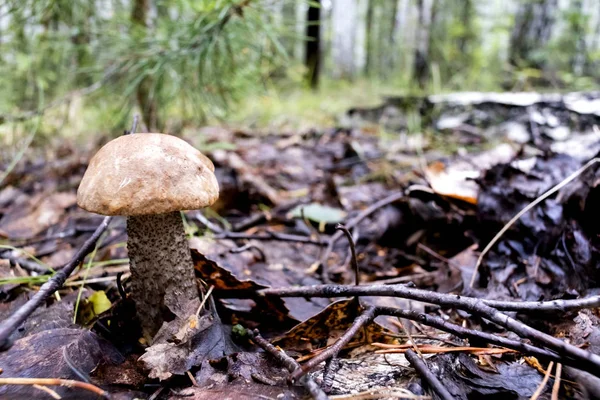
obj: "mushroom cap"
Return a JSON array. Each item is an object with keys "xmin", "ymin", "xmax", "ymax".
[{"xmin": 77, "ymin": 133, "xmax": 219, "ymax": 216}]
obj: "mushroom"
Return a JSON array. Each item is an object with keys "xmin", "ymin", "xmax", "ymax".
[{"xmin": 77, "ymin": 133, "xmax": 219, "ymax": 339}]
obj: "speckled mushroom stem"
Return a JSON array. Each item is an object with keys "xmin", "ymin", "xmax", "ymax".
[{"xmin": 127, "ymin": 211, "xmax": 200, "ymax": 339}]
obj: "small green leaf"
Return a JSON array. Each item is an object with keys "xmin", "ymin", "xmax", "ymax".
[
  {"xmin": 289, "ymin": 203, "xmax": 347, "ymax": 224},
  {"xmin": 88, "ymin": 291, "xmax": 112, "ymax": 316}
]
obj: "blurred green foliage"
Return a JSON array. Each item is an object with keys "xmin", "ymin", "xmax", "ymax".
[{"xmin": 0, "ymin": 0, "xmax": 287, "ymax": 136}]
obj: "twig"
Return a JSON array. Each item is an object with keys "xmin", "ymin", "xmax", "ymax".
[
  {"xmin": 405, "ymin": 349, "xmax": 454, "ymax": 400},
  {"xmin": 0, "ymin": 250, "xmax": 49, "ymax": 273},
  {"xmin": 248, "ymin": 330, "xmax": 329, "ymax": 400},
  {"xmin": 551, "ymin": 363, "xmax": 562, "ymax": 400},
  {"xmin": 254, "ymin": 284, "xmax": 600, "ymax": 314},
  {"xmin": 216, "ymin": 231, "xmax": 327, "ymax": 246},
  {"xmin": 470, "ymin": 157, "xmax": 600, "ymax": 288},
  {"xmin": 32, "ymin": 384, "xmax": 60, "ymax": 399},
  {"xmin": 335, "ymin": 225, "xmax": 359, "ymax": 286},
  {"xmin": 127, "ymin": 114, "xmax": 140, "ymax": 135},
  {"xmin": 530, "ymin": 361, "xmax": 554, "ymax": 400},
  {"xmin": 254, "ymin": 284, "xmax": 600, "ymax": 376},
  {"xmin": 0, "ymin": 217, "xmax": 112, "ymax": 350},
  {"xmin": 0, "ymin": 377, "xmax": 110, "ymax": 399},
  {"xmin": 329, "ymin": 389, "xmax": 429, "ymax": 400},
  {"xmin": 320, "ymin": 191, "xmax": 404, "ymax": 282},
  {"xmin": 375, "ymin": 307, "xmax": 563, "ymax": 364},
  {"xmin": 290, "ymin": 306, "xmax": 377, "ymax": 382},
  {"xmin": 193, "ymin": 211, "xmax": 225, "ymax": 233}
]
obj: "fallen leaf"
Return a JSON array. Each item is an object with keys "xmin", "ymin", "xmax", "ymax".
[
  {"xmin": 288, "ymin": 203, "xmax": 347, "ymax": 224},
  {"xmin": 0, "ymin": 328, "xmax": 123, "ymax": 398},
  {"xmin": 0, "ymin": 192, "xmax": 76, "ymax": 239},
  {"xmin": 272, "ymin": 299, "xmax": 396, "ymax": 353}
]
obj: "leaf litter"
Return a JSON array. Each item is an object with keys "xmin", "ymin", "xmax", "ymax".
[{"xmin": 1, "ymin": 93, "xmax": 600, "ymax": 398}]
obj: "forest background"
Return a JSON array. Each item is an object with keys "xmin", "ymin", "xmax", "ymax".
[{"xmin": 1, "ymin": 0, "xmax": 599, "ymax": 150}]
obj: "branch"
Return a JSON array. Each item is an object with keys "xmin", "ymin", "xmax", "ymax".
[
  {"xmin": 405, "ymin": 349, "xmax": 454, "ymax": 400},
  {"xmin": 248, "ymin": 329, "xmax": 329, "ymax": 400},
  {"xmin": 253, "ymin": 284, "xmax": 600, "ymax": 376},
  {"xmin": 289, "ymin": 305, "xmax": 377, "ymax": 383},
  {"xmin": 0, "ymin": 216, "xmax": 112, "ymax": 350},
  {"xmin": 0, "ymin": 378, "xmax": 110, "ymax": 399},
  {"xmin": 320, "ymin": 191, "xmax": 404, "ymax": 282},
  {"xmin": 256, "ymin": 284, "xmax": 600, "ymax": 314}
]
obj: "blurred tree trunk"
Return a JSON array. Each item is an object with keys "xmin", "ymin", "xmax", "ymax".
[
  {"xmin": 570, "ymin": 0, "xmax": 587, "ymax": 75},
  {"xmin": 365, "ymin": 0, "xmax": 374, "ymax": 75},
  {"xmin": 384, "ymin": 0, "xmax": 399, "ymax": 78},
  {"xmin": 131, "ymin": 0, "xmax": 159, "ymax": 131},
  {"xmin": 354, "ymin": 0, "xmax": 369, "ymax": 76},
  {"xmin": 458, "ymin": 0, "xmax": 475, "ymax": 53},
  {"xmin": 414, "ymin": 0, "xmax": 435, "ymax": 89},
  {"xmin": 332, "ymin": 0, "xmax": 357, "ymax": 79},
  {"xmin": 509, "ymin": 0, "xmax": 558, "ymax": 69},
  {"xmin": 305, "ymin": 0, "xmax": 321, "ymax": 88}
]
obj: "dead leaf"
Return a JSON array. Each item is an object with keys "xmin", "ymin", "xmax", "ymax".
[
  {"xmin": 0, "ymin": 192, "xmax": 76, "ymax": 239},
  {"xmin": 0, "ymin": 328, "xmax": 123, "ymax": 398},
  {"xmin": 139, "ymin": 299, "xmax": 240, "ymax": 380},
  {"xmin": 272, "ymin": 299, "xmax": 396, "ymax": 353}
]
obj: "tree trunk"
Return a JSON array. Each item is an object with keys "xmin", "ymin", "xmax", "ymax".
[
  {"xmin": 332, "ymin": 0, "xmax": 357, "ymax": 79},
  {"xmin": 365, "ymin": 0, "xmax": 374, "ymax": 75},
  {"xmin": 131, "ymin": 0, "xmax": 159, "ymax": 131},
  {"xmin": 413, "ymin": 0, "xmax": 434, "ymax": 89},
  {"xmin": 305, "ymin": 0, "xmax": 321, "ymax": 88},
  {"xmin": 509, "ymin": 0, "xmax": 558, "ymax": 69}
]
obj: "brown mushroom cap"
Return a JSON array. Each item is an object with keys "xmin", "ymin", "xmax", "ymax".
[{"xmin": 77, "ymin": 133, "xmax": 219, "ymax": 216}]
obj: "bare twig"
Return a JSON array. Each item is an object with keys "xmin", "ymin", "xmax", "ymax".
[
  {"xmin": 253, "ymin": 284, "xmax": 600, "ymax": 314},
  {"xmin": 254, "ymin": 284, "xmax": 600, "ymax": 376},
  {"xmin": 0, "ymin": 377, "xmax": 110, "ymax": 399},
  {"xmin": 335, "ymin": 225, "xmax": 359, "ymax": 286},
  {"xmin": 320, "ymin": 191, "xmax": 404, "ymax": 282},
  {"xmin": 551, "ymin": 363, "xmax": 562, "ymax": 400},
  {"xmin": 470, "ymin": 157, "xmax": 600, "ymax": 288},
  {"xmin": 405, "ymin": 349, "xmax": 454, "ymax": 400},
  {"xmin": 127, "ymin": 114, "xmax": 140, "ymax": 135},
  {"xmin": 248, "ymin": 330, "xmax": 329, "ymax": 400},
  {"xmin": 0, "ymin": 250, "xmax": 48, "ymax": 273},
  {"xmin": 0, "ymin": 216, "xmax": 112, "ymax": 350},
  {"xmin": 290, "ymin": 306, "xmax": 377, "ymax": 382},
  {"xmin": 216, "ymin": 230, "xmax": 327, "ymax": 246},
  {"xmin": 375, "ymin": 307, "xmax": 562, "ymax": 364},
  {"xmin": 530, "ymin": 362, "xmax": 554, "ymax": 400}
]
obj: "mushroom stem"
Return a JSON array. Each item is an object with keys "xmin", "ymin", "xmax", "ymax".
[{"xmin": 127, "ymin": 211, "xmax": 199, "ymax": 339}]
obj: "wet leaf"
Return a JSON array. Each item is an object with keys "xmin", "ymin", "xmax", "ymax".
[{"xmin": 0, "ymin": 328, "xmax": 123, "ymax": 398}]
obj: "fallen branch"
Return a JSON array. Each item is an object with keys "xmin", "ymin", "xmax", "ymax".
[
  {"xmin": 0, "ymin": 377, "xmax": 110, "ymax": 399},
  {"xmin": 0, "ymin": 216, "xmax": 112, "ymax": 350},
  {"xmin": 255, "ymin": 284, "xmax": 600, "ymax": 313},
  {"xmin": 320, "ymin": 191, "xmax": 404, "ymax": 282},
  {"xmin": 289, "ymin": 304, "xmax": 568, "ymax": 381},
  {"xmin": 405, "ymin": 349, "xmax": 454, "ymax": 400},
  {"xmin": 290, "ymin": 306, "xmax": 377, "ymax": 383},
  {"xmin": 252, "ymin": 284, "xmax": 600, "ymax": 376},
  {"xmin": 248, "ymin": 329, "xmax": 329, "ymax": 400}
]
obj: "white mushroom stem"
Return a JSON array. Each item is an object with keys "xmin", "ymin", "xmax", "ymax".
[{"xmin": 127, "ymin": 211, "xmax": 199, "ymax": 339}]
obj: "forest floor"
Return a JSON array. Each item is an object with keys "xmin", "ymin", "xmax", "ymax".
[{"xmin": 1, "ymin": 91, "xmax": 600, "ymax": 399}]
